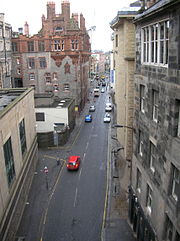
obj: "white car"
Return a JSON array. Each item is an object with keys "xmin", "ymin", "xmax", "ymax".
[
  {"xmin": 101, "ymin": 88, "xmax": 105, "ymax": 93},
  {"xmin": 104, "ymin": 113, "xmax": 111, "ymax": 123},
  {"xmin": 89, "ymin": 105, "xmax": 96, "ymax": 112},
  {"xmin": 105, "ymin": 103, "xmax": 113, "ymax": 112}
]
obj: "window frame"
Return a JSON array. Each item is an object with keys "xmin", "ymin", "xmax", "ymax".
[
  {"xmin": 140, "ymin": 84, "xmax": 145, "ymax": 113},
  {"xmin": 19, "ymin": 119, "xmax": 27, "ymax": 156},
  {"xmin": 146, "ymin": 184, "xmax": 152, "ymax": 214},
  {"xmin": 171, "ymin": 165, "xmax": 179, "ymax": 202},
  {"xmin": 139, "ymin": 130, "xmax": 143, "ymax": 157},
  {"xmin": 141, "ymin": 20, "xmax": 169, "ymax": 66},
  {"xmin": 152, "ymin": 89, "xmax": 158, "ymax": 122},
  {"xmin": 3, "ymin": 137, "xmax": 16, "ymax": 187},
  {"xmin": 149, "ymin": 141, "xmax": 156, "ymax": 173}
]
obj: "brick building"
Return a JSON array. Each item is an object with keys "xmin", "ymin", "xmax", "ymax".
[
  {"xmin": 11, "ymin": 0, "xmax": 91, "ymax": 111},
  {"xmin": 129, "ymin": 0, "xmax": 180, "ymax": 240}
]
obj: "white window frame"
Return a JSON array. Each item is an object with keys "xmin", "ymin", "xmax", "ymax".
[
  {"xmin": 29, "ymin": 73, "xmax": 35, "ymax": 81},
  {"xmin": 139, "ymin": 131, "xmax": 143, "ymax": 157},
  {"xmin": 171, "ymin": 165, "xmax": 179, "ymax": 202},
  {"xmin": 152, "ymin": 90, "xmax": 158, "ymax": 122},
  {"xmin": 140, "ymin": 85, "xmax": 145, "ymax": 113},
  {"xmin": 141, "ymin": 20, "xmax": 169, "ymax": 66},
  {"xmin": 177, "ymin": 104, "xmax": 180, "ymax": 137},
  {"xmin": 149, "ymin": 141, "xmax": 156, "ymax": 173},
  {"xmin": 146, "ymin": 184, "xmax": 152, "ymax": 215},
  {"xmin": 136, "ymin": 168, "xmax": 142, "ymax": 193},
  {"xmin": 63, "ymin": 83, "xmax": 70, "ymax": 91}
]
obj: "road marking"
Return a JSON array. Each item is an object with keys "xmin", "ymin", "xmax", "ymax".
[
  {"xmin": 86, "ymin": 142, "xmax": 89, "ymax": 150},
  {"xmin": 78, "ymin": 168, "xmax": 82, "ymax": 180},
  {"xmin": 83, "ymin": 152, "xmax": 86, "ymax": 160},
  {"xmin": 74, "ymin": 188, "xmax": 78, "ymax": 207}
]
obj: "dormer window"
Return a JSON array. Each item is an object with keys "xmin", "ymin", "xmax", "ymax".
[{"xmin": 55, "ymin": 26, "xmax": 63, "ymax": 32}]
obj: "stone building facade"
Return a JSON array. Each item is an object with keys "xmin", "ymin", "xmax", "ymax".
[
  {"xmin": 129, "ymin": 0, "xmax": 180, "ymax": 240},
  {"xmin": 110, "ymin": 6, "xmax": 139, "ymax": 162},
  {"xmin": 11, "ymin": 0, "xmax": 91, "ymax": 112},
  {"xmin": 0, "ymin": 13, "xmax": 12, "ymax": 88},
  {"xmin": 0, "ymin": 88, "xmax": 38, "ymax": 241}
]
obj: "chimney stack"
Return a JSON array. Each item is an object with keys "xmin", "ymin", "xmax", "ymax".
[{"xmin": 24, "ymin": 21, "xmax": 29, "ymax": 35}]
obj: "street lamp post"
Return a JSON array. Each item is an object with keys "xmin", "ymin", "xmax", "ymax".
[
  {"xmin": 112, "ymin": 123, "xmax": 134, "ymax": 186},
  {"xmin": 112, "ymin": 124, "xmax": 134, "ymax": 130}
]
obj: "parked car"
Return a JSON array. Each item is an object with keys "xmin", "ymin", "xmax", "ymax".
[
  {"xmin": 85, "ymin": 114, "xmax": 92, "ymax": 122},
  {"xmin": 67, "ymin": 156, "xmax": 81, "ymax": 170},
  {"xmin": 101, "ymin": 88, "xmax": 105, "ymax": 93},
  {"xmin": 89, "ymin": 105, "xmax": 96, "ymax": 112},
  {"xmin": 105, "ymin": 103, "xmax": 113, "ymax": 112},
  {"xmin": 104, "ymin": 113, "xmax": 111, "ymax": 123}
]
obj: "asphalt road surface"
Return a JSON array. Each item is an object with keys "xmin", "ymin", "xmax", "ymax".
[{"xmin": 41, "ymin": 91, "xmax": 111, "ymax": 241}]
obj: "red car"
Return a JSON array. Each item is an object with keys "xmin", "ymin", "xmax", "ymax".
[{"xmin": 67, "ymin": 156, "xmax": 81, "ymax": 170}]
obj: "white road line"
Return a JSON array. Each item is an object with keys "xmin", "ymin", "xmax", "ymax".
[
  {"xmin": 74, "ymin": 188, "xmax": 78, "ymax": 207},
  {"xmin": 78, "ymin": 168, "xmax": 82, "ymax": 180},
  {"xmin": 86, "ymin": 142, "xmax": 89, "ymax": 150},
  {"xmin": 83, "ymin": 152, "xmax": 86, "ymax": 160}
]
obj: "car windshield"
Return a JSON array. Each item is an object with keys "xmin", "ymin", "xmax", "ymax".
[{"xmin": 68, "ymin": 162, "xmax": 76, "ymax": 166}]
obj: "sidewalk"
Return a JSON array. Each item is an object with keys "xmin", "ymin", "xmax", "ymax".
[{"xmin": 102, "ymin": 105, "xmax": 136, "ymax": 241}]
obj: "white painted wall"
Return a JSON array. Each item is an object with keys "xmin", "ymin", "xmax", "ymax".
[{"xmin": 35, "ymin": 107, "xmax": 68, "ymax": 132}]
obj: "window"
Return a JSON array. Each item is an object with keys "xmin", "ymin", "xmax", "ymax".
[
  {"xmin": 165, "ymin": 216, "xmax": 173, "ymax": 241},
  {"xmin": 36, "ymin": 112, "xmax": 45, "ymax": 121},
  {"xmin": 45, "ymin": 73, "xmax": 51, "ymax": 83},
  {"xmin": 75, "ymin": 40, "xmax": 78, "ymax": 49},
  {"xmin": 115, "ymin": 34, "xmax": 118, "ymax": 47},
  {"xmin": 136, "ymin": 168, "xmax": 142, "ymax": 192},
  {"xmin": 149, "ymin": 141, "xmax": 156, "ymax": 173},
  {"xmin": 152, "ymin": 90, "xmax": 158, "ymax": 122},
  {"xmin": 39, "ymin": 57, "xmax": 47, "ymax": 68},
  {"xmin": 175, "ymin": 100, "xmax": 180, "ymax": 138},
  {"xmin": 12, "ymin": 42, "xmax": 18, "ymax": 52},
  {"xmin": 141, "ymin": 20, "xmax": 169, "ymax": 65},
  {"xmin": 38, "ymin": 41, "xmax": 45, "ymax": 51},
  {"xmin": 16, "ymin": 57, "xmax": 20, "ymax": 65},
  {"xmin": 28, "ymin": 58, "xmax": 35, "ymax": 69},
  {"xmin": 140, "ymin": 85, "xmax": 145, "ymax": 113},
  {"xmin": 71, "ymin": 40, "xmax": 75, "ymax": 50},
  {"xmin": 53, "ymin": 40, "xmax": 64, "ymax": 51},
  {"xmin": 27, "ymin": 41, "xmax": 34, "ymax": 52},
  {"xmin": 139, "ymin": 130, "xmax": 143, "ymax": 156},
  {"xmin": 29, "ymin": 73, "xmax": 35, "ymax": 81},
  {"xmin": 146, "ymin": 184, "xmax": 152, "ymax": 214},
  {"xmin": 19, "ymin": 119, "xmax": 27, "ymax": 156},
  {"xmin": 61, "ymin": 40, "xmax": 64, "ymax": 51},
  {"xmin": 52, "ymin": 72, "xmax": 57, "ymax": 80},
  {"xmin": 3, "ymin": 137, "xmax": 16, "ymax": 187},
  {"xmin": 171, "ymin": 165, "xmax": 179, "ymax": 202},
  {"xmin": 17, "ymin": 68, "xmax": 21, "ymax": 75},
  {"xmin": 63, "ymin": 83, "xmax": 70, "ymax": 91}
]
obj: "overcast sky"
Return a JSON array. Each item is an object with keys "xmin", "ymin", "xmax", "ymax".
[{"xmin": 1, "ymin": 0, "xmax": 135, "ymax": 51}]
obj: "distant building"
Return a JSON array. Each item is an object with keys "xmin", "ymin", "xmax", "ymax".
[
  {"xmin": 35, "ymin": 94, "xmax": 75, "ymax": 147},
  {"xmin": 0, "ymin": 88, "xmax": 38, "ymax": 241},
  {"xmin": 11, "ymin": 0, "xmax": 91, "ymax": 112},
  {"xmin": 130, "ymin": 0, "xmax": 180, "ymax": 240},
  {"xmin": 0, "ymin": 13, "xmax": 12, "ymax": 88}
]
